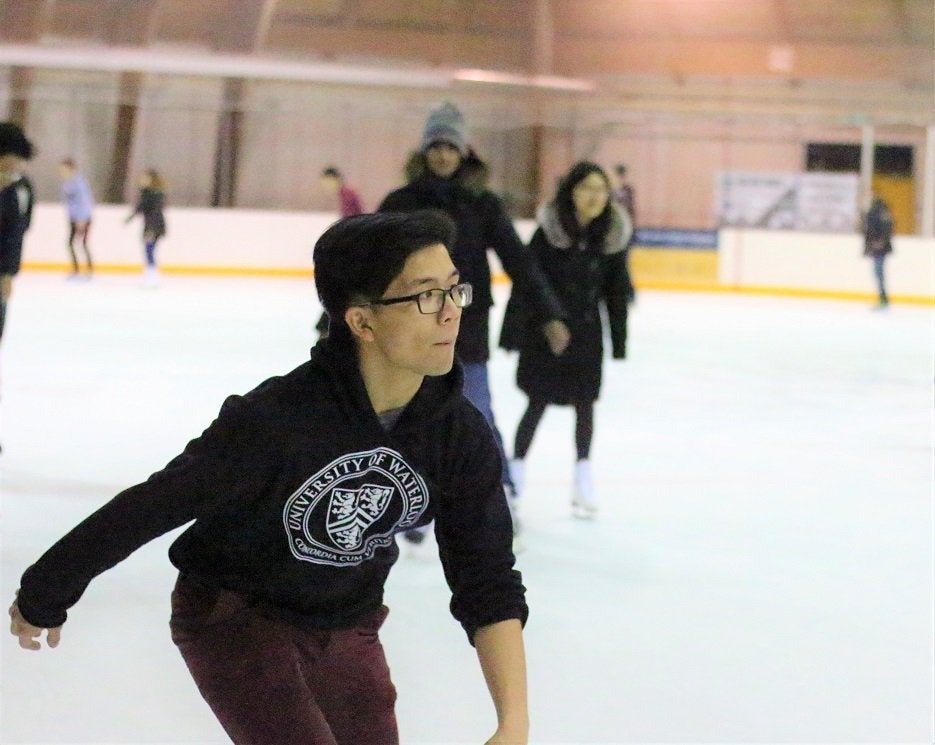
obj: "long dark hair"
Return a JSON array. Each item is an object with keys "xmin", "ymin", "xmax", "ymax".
[{"xmin": 552, "ymin": 161, "xmax": 612, "ymax": 245}]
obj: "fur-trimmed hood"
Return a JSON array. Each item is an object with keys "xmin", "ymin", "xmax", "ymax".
[
  {"xmin": 536, "ymin": 201, "xmax": 633, "ymax": 254},
  {"xmin": 403, "ymin": 150, "xmax": 490, "ymax": 195}
]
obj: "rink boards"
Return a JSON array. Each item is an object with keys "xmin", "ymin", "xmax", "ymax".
[{"xmin": 19, "ymin": 203, "xmax": 935, "ymax": 304}]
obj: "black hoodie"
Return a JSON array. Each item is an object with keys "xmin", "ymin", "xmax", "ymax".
[{"xmin": 17, "ymin": 330, "xmax": 526, "ymax": 642}]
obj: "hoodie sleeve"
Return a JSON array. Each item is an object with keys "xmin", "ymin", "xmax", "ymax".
[
  {"xmin": 16, "ymin": 393, "xmax": 262, "ymax": 629},
  {"xmin": 480, "ymin": 193, "xmax": 567, "ymax": 324},
  {"xmin": 433, "ymin": 404, "xmax": 528, "ymax": 644},
  {"xmin": 604, "ymin": 249, "xmax": 630, "ymax": 359}
]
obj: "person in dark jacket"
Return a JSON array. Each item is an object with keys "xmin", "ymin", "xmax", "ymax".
[
  {"xmin": 862, "ymin": 194, "xmax": 894, "ymax": 308},
  {"xmin": 379, "ymin": 102, "xmax": 568, "ymax": 542},
  {"xmin": 9, "ymin": 211, "xmax": 530, "ymax": 745},
  {"xmin": 611, "ymin": 163, "xmax": 638, "ymax": 304},
  {"xmin": 126, "ymin": 168, "xmax": 167, "ymax": 287},
  {"xmin": 500, "ymin": 162, "xmax": 632, "ymax": 518},
  {"xmin": 0, "ymin": 121, "xmax": 34, "ymax": 347}
]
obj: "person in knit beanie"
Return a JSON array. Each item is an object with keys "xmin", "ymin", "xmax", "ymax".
[
  {"xmin": 379, "ymin": 103, "xmax": 570, "ymax": 551},
  {"xmin": 420, "ymin": 102, "xmax": 469, "ymax": 156}
]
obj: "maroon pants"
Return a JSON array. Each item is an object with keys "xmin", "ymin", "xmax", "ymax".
[{"xmin": 169, "ymin": 575, "xmax": 398, "ymax": 745}]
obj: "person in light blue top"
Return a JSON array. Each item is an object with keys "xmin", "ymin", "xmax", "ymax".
[{"xmin": 59, "ymin": 158, "xmax": 94, "ymax": 278}]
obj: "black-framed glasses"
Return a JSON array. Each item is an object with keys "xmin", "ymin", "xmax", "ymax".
[{"xmin": 362, "ymin": 282, "xmax": 473, "ymax": 315}]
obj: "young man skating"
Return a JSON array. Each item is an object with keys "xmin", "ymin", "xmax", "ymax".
[{"xmin": 10, "ymin": 210, "xmax": 529, "ymax": 745}]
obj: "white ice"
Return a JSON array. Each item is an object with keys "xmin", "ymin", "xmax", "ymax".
[{"xmin": 1, "ymin": 272, "xmax": 932, "ymax": 744}]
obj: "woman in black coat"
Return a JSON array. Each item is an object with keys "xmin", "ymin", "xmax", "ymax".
[{"xmin": 500, "ymin": 161, "xmax": 632, "ymax": 518}]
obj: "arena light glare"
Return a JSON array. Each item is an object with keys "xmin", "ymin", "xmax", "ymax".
[
  {"xmin": 0, "ymin": 43, "xmax": 451, "ymax": 88},
  {"xmin": 0, "ymin": 44, "xmax": 598, "ymax": 93},
  {"xmin": 452, "ymin": 68, "xmax": 597, "ymax": 92}
]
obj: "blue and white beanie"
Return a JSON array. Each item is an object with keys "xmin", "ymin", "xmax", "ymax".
[{"xmin": 420, "ymin": 102, "xmax": 468, "ymax": 156}]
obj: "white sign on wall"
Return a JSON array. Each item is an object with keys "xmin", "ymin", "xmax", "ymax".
[{"xmin": 716, "ymin": 171, "xmax": 859, "ymax": 232}]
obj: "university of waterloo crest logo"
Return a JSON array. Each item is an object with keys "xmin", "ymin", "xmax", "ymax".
[
  {"xmin": 328, "ymin": 484, "xmax": 393, "ymax": 549},
  {"xmin": 283, "ymin": 447, "xmax": 429, "ymax": 566}
]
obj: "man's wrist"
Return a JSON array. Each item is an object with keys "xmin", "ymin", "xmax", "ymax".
[{"xmin": 498, "ymin": 711, "xmax": 529, "ymax": 734}]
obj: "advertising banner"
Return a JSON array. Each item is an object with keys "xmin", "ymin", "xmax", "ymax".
[{"xmin": 716, "ymin": 171, "xmax": 859, "ymax": 232}]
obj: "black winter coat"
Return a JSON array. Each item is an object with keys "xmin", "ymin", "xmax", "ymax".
[
  {"xmin": 379, "ymin": 170, "xmax": 565, "ymax": 363},
  {"xmin": 863, "ymin": 198, "xmax": 893, "ymax": 257},
  {"xmin": 130, "ymin": 187, "xmax": 166, "ymax": 240},
  {"xmin": 0, "ymin": 175, "xmax": 34, "ymax": 275},
  {"xmin": 500, "ymin": 203, "xmax": 632, "ymax": 404}
]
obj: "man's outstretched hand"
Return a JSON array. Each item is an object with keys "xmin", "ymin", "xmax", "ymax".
[{"xmin": 9, "ymin": 593, "xmax": 61, "ymax": 650}]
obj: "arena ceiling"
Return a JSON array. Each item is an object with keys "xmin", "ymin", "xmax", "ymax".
[{"xmin": 1, "ymin": 0, "xmax": 933, "ymax": 125}]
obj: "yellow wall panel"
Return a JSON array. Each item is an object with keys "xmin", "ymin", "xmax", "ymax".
[
  {"xmin": 629, "ymin": 248, "xmax": 718, "ymax": 288},
  {"xmin": 872, "ymin": 175, "xmax": 915, "ymax": 234}
]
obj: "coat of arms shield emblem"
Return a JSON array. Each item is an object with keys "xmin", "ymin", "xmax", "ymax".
[{"xmin": 327, "ymin": 484, "xmax": 393, "ymax": 549}]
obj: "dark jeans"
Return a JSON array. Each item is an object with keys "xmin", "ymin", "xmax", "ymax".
[
  {"xmin": 67, "ymin": 220, "xmax": 93, "ymax": 273},
  {"xmin": 872, "ymin": 254, "xmax": 888, "ymax": 304},
  {"xmin": 169, "ymin": 575, "xmax": 398, "ymax": 745},
  {"xmin": 462, "ymin": 361, "xmax": 513, "ymax": 489},
  {"xmin": 144, "ymin": 239, "xmax": 158, "ymax": 267}
]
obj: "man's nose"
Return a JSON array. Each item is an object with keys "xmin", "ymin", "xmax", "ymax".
[{"xmin": 438, "ymin": 293, "xmax": 461, "ymax": 323}]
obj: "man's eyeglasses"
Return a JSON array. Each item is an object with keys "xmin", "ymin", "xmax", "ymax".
[{"xmin": 361, "ymin": 282, "xmax": 473, "ymax": 315}]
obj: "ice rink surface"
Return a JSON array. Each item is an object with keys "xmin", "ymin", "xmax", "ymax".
[{"xmin": 1, "ymin": 272, "xmax": 932, "ymax": 744}]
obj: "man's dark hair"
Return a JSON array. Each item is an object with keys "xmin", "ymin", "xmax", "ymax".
[
  {"xmin": 0, "ymin": 122, "xmax": 34, "ymax": 159},
  {"xmin": 313, "ymin": 210, "xmax": 457, "ymax": 321},
  {"xmin": 321, "ymin": 166, "xmax": 341, "ymax": 179}
]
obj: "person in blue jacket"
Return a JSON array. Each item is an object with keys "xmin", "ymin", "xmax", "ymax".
[
  {"xmin": 58, "ymin": 158, "xmax": 95, "ymax": 278},
  {"xmin": 9, "ymin": 210, "xmax": 530, "ymax": 745}
]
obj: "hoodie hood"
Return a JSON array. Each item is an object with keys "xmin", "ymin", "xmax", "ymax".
[
  {"xmin": 536, "ymin": 200, "xmax": 633, "ymax": 254},
  {"xmin": 309, "ymin": 323, "xmax": 465, "ymax": 434}
]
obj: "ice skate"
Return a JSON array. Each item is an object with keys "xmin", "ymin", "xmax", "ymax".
[
  {"xmin": 572, "ymin": 460, "xmax": 598, "ymax": 519},
  {"xmin": 140, "ymin": 266, "xmax": 160, "ymax": 289},
  {"xmin": 400, "ymin": 526, "xmax": 432, "ymax": 559},
  {"xmin": 508, "ymin": 459, "xmax": 525, "ymax": 499}
]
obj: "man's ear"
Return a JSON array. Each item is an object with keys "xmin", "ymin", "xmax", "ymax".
[{"xmin": 344, "ymin": 306, "xmax": 375, "ymax": 341}]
